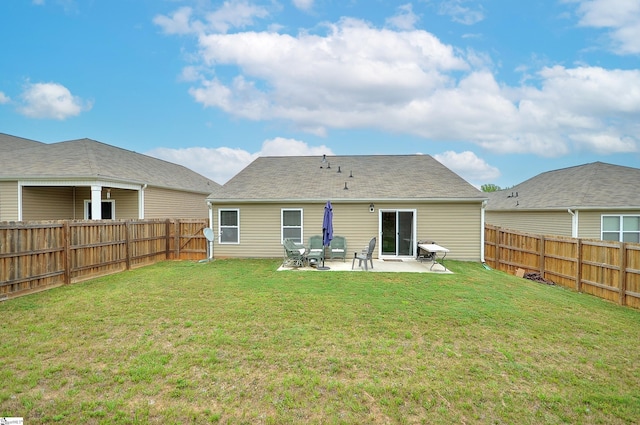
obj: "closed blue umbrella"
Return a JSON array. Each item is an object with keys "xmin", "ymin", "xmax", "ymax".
[{"xmin": 319, "ymin": 200, "xmax": 333, "ymax": 270}]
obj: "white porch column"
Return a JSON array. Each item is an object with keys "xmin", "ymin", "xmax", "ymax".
[
  {"xmin": 138, "ymin": 184, "xmax": 147, "ymax": 219},
  {"xmin": 91, "ymin": 185, "xmax": 102, "ymax": 220},
  {"xmin": 568, "ymin": 209, "xmax": 578, "ymax": 238}
]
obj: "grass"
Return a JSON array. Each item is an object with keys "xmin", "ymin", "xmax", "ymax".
[{"xmin": 1, "ymin": 259, "xmax": 639, "ymax": 424}]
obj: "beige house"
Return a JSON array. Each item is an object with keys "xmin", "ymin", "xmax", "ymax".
[
  {"xmin": 0, "ymin": 133, "xmax": 220, "ymax": 221},
  {"xmin": 485, "ymin": 162, "xmax": 640, "ymax": 242},
  {"xmin": 206, "ymin": 155, "xmax": 488, "ymax": 261}
]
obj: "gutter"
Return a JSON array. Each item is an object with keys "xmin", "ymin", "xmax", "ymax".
[
  {"xmin": 205, "ymin": 197, "xmax": 489, "ymax": 204},
  {"xmin": 4, "ymin": 176, "xmax": 212, "ymax": 195}
]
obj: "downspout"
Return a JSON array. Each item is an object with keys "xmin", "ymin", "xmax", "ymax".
[
  {"xmin": 568, "ymin": 209, "xmax": 578, "ymax": 238},
  {"xmin": 207, "ymin": 201, "xmax": 214, "ymax": 260},
  {"xmin": 481, "ymin": 200, "xmax": 487, "ymax": 263}
]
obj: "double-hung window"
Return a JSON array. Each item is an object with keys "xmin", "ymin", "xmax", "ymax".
[
  {"xmin": 602, "ymin": 215, "xmax": 640, "ymax": 243},
  {"xmin": 282, "ymin": 209, "xmax": 303, "ymax": 243},
  {"xmin": 219, "ymin": 209, "xmax": 239, "ymax": 244}
]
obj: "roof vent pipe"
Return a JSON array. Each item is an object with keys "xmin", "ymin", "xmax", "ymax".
[
  {"xmin": 337, "ymin": 166, "xmax": 341, "ymax": 173},
  {"xmin": 344, "ymin": 182, "xmax": 348, "ymax": 190},
  {"xmin": 349, "ymin": 170, "xmax": 353, "ymax": 178}
]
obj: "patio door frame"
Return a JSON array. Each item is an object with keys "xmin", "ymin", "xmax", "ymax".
[{"xmin": 378, "ymin": 208, "xmax": 417, "ymax": 259}]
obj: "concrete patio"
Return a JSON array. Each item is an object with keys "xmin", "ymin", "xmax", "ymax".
[{"xmin": 278, "ymin": 258, "xmax": 452, "ymax": 273}]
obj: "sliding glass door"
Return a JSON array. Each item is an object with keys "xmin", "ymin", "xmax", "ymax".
[{"xmin": 381, "ymin": 210, "xmax": 415, "ymax": 257}]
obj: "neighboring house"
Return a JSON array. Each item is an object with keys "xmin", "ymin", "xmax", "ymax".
[
  {"xmin": 0, "ymin": 133, "xmax": 220, "ymax": 221},
  {"xmin": 485, "ymin": 162, "xmax": 640, "ymax": 242},
  {"xmin": 205, "ymin": 155, "xmax": 488, "ymax": 261}
]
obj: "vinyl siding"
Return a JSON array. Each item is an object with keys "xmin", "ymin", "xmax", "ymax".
[
  {"xmin": 72, "ymin": 187, "xmax": 139, "ymax": 219},
  {"xmin": 22, "ymin": 186, "xmax": 75, "ymax": 220},
  {"xmin": 73, "ymin": 187, "xmax": 91, "ymax": 219},
  {"xmin": 0, "ymin": 181, "xmax": 19, "ymax": 221},
  {"xmin": 109, "ymin": 189, "xmax": 138, "ymax": 219},
  {"xmin": 211, "ymin": 201, "xmax": 483, "ymax": 261},
  {"xmin": 144, "ymin": 187, "xmax": 208, "ymax": 219},
  {"xmin": 485, "ymin": 211, "xmax": 573, "ymax": 237},
  {"xmin": 578, "ymin": 210, "xmax": 640, "ymax": 240},
  {"xmin": 415, "ymin": 202, "xmax": 482, "ymax": 261}
]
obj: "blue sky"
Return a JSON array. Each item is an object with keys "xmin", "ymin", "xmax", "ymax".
[{"xmin": 1, "ymin": 0, "xmax": 639, "ymax": 187}]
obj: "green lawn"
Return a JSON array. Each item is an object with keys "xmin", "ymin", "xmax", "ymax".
[{"xmin": 1, "ymin": 259, "xmax": 639, "ymax": 424}]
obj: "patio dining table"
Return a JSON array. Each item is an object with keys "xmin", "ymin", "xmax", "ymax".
[{"xmin": 417, "ymin": 243, "xmax": 449, "ymax": 270}]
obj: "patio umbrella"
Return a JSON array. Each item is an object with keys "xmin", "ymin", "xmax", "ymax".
[{"xmin": 318, "ymin": 200, "xmax": 333, "ymax": 270}]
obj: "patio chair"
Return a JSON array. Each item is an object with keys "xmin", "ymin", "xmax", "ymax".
[
  {"xmin": 282, "ymin": 238, "xmax": 307, "ymax": 268},
  {"xmin": 352, "ymin": 237, "xmax": 376, "ymax": 271},
  {"xmin": 329, "ymin": 235, "xmax": 347, "ymax": 262},
  {"xmin": 306, "ymin": 235, "xmax": 324, "ymax": 265}
]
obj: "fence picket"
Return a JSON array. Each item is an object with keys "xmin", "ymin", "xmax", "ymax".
[
  {"xmin": 0, "ymin": 218, "xmax": 208, "ymax": 300},
  {"xmin": 484, "ymin": 224, "xmax": 640, "ymax": 309}
]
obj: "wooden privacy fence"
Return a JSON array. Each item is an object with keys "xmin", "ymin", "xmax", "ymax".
[
  {"xmin": 0, "ymin": 218, "xmax": 209, "ymax": 300},
  {"xmin": 485, "ymin": 224, "xmax": 640, "ymax": 309}
]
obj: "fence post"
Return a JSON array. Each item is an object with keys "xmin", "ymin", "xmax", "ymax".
[
  {"xmin": 63, "ymin": 220, "xmax": 71, "ymax": 285},
  {"xmin": 165, "ymin": 219, "xmax": 172, "ymax": 260},
  {"xmin": 619, "ymin": 242, "xmax": 627, "ymax": 306},
  {"xmin": 175, "ymin": 219, "xmax": 182, "ymax": 260},
  {"xmin": 125, "ymin": 221, "xmax": 131, "ymax": 270},
  {"xmin": 576, "ymin": 239, "xmax": 582, "ymax": 292},
  {"xmin": 496, "ymin": 227, "xmax": 502, "ymax": 271},
  {"xmin": 539, "ymin": 235, "xmax": 545, "ymax": 277}
]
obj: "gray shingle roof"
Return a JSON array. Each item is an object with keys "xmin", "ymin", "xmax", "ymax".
[
  {"xmin": 486, "ymin": 162, "xmax": 640, "ymax": 210},
  {"xmin": 0, "ymin": 136, "xmax": 220, "ymax": 194},
  {"xmin": 0, "ymin": 133, "xmax": 44, "ymax": 152},
  {"xmin": 208, "ymin": 154, "xmax": 485, "ymax": 201}
]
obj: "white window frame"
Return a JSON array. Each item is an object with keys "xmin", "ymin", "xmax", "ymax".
[
  {"xmin": 218, "ymin": 208, "xmax": 240, "ymax": 244},
  {"xmin": 84, "ymin": 200, "xmax": 115, "ymax": 220},
  {"xmin": 601, "ymin": 214, "xmax": 640, "ymax": 243},
  {"xmin": 281, "ymin": 208, "xmax": 303, "ymax": 244}
]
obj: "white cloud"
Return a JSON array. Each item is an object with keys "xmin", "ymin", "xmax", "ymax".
[
  {"xmin": 179, "ymin": 65, "xmax": 203, "ymax": 82},
  {"xmin": 292, "ymin": 0, "xmax": 314, "ymax": 11},
  {"xmin": 571, "ymin": 0, "xmax": 640, "ymax": 54},
  {"xmin": 146, "ymin": 146, "xmax": 256, "ymax": 184},
  {"xmin": 18, "ymin": 82, "xmax": 92, "ymax": 120},
  {"xmin": 159, "ymin": 5, "xmax": 640, "ymax": 160},
  {"xmin": 204, "ymin": 0, "xmax": 269, "ymax": 33},
  {"xmin": 0, "ymin": 92, "xmax": 10, "ymax": 104},
  {"xmin": 438, "ymin": 0, "xmax": 485, "ymax": 25},
  {"xmin": 433, "ymin": 151, "xmax": 500, "ymax": 186},
  {"xmin": 153, "ymin": 7, "xmax": 196, "ymax": 35},
  {"xmin": 386, "ymin": 4, "xmax": 420, "ymax": 30},
  {"xmin": 146, "ymin": 138, "xmax": 334, "ymax": 184},
  {"xmin": 569, "ymin": 132, "xmax": 637, "ymax": 154},
  {"xmin": 154, "ymin": 1, "xmax": 269, "ymax": 35},
  {"xmin": 191, "ymin": 17, "xmax": 468, "ymax": 129},
  {"xmin": 260, "ymin": 137, "xmax": 333, "ymax": 157}
]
